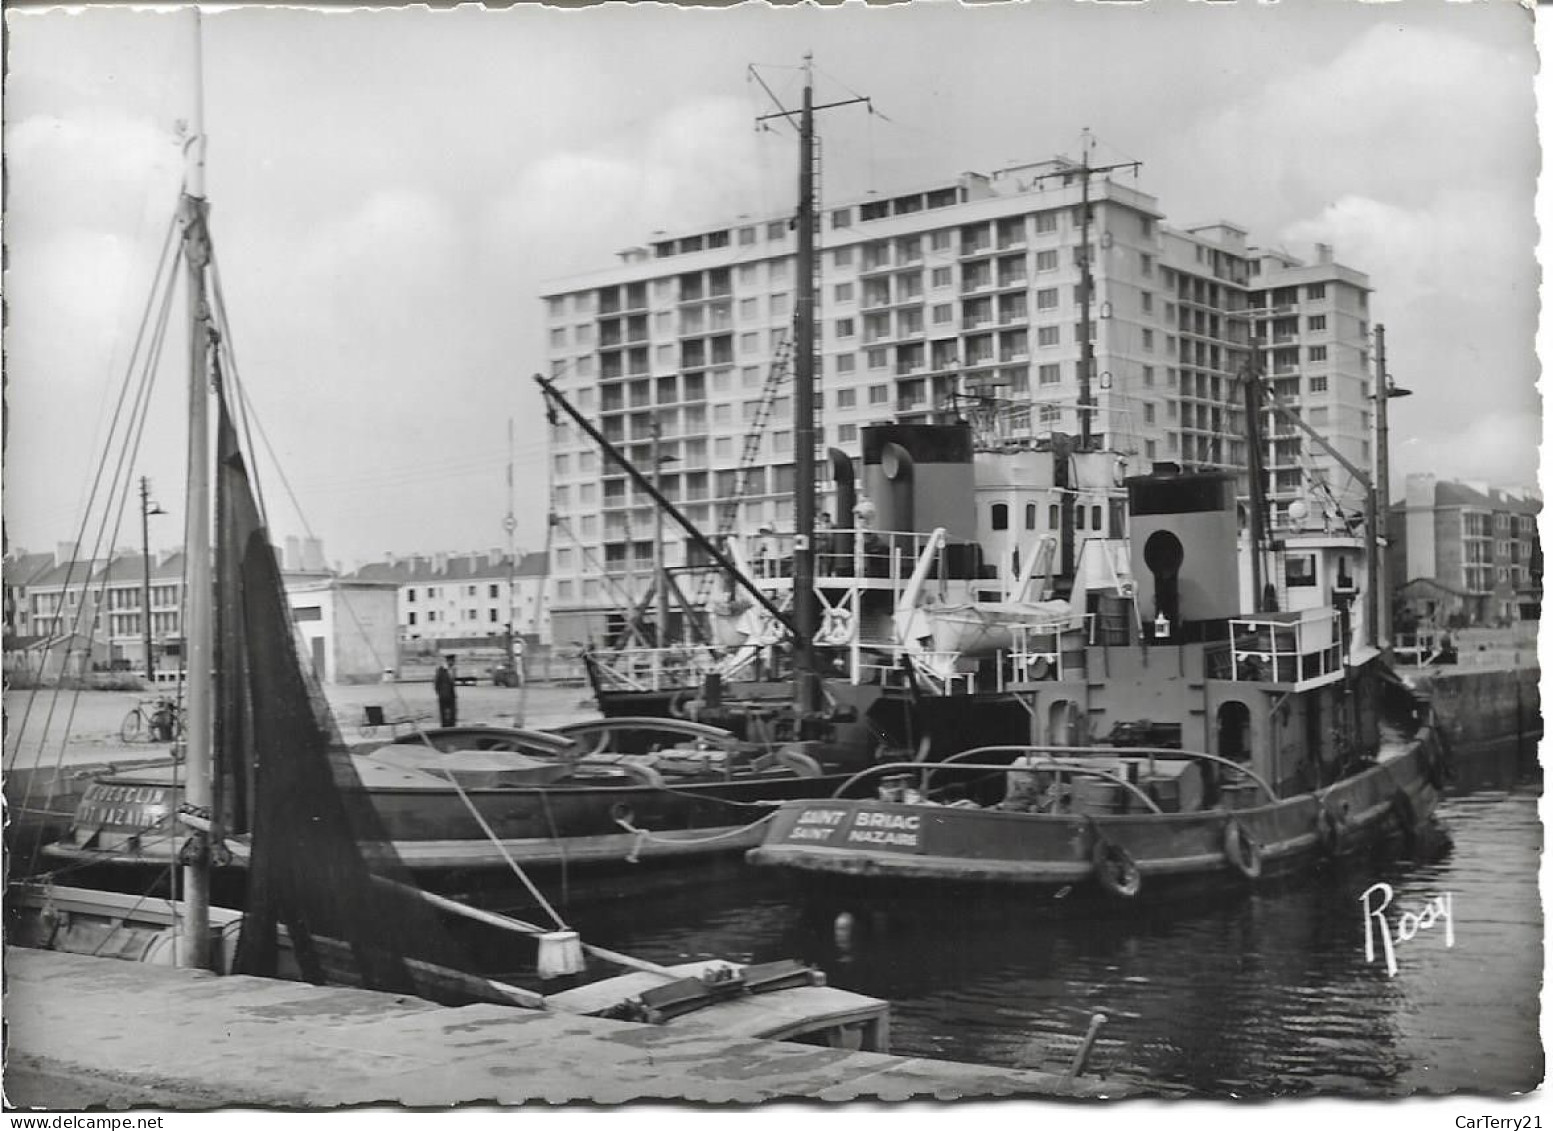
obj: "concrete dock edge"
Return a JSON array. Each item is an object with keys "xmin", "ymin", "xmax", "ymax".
[{"xmin": 3, "ymin": 949, "xmax": 1140, "ymax": 1109}]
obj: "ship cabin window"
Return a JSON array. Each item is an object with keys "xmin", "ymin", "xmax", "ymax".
[
  {"xmin": 991, "ymin": 503, "xmax": 1009, "ymax": 531},
  {"xmin": 1049, "ymin": 504, "xmax": 1059, "ymax": 528},
  {"xmin": 1025, "ymin": 503, "xmax": 1038, "ymax": 530},
  {"xmin": 1286, "ymin": 554, "xmax": 1317, "ymax": 588},
  {"xmin": 1217, "ymin": 701, "xmax": 1252, "ymax": 763},
  {"xmin": 1091, "ymin": 505, "xmax": 1103, "ymax": 530},
  {"xmin": 1075, "ymin": 507, "xmax": 1085, "ymax": 530}
]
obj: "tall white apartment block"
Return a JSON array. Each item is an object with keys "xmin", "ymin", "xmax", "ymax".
[
  {"xmin": 540, "ymin": 160, "xmax": 1374, "ymax": 642},
  {"xmin": 1248, "ymin": 243, "xmax": 1374, "ymax": 524}
]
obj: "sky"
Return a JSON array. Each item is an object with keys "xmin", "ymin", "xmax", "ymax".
[{"xmin": 2, "ymin": 1, "xmax": 1542, "ymax": 572}]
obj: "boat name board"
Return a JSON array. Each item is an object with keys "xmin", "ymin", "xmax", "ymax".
[
  {"xmin": 76, "ymin": 785, "xmax": 172, "ymax": 831},
  {"xmin": 784, "ymin": 806, "xmax": 922, "ymax": 851}
]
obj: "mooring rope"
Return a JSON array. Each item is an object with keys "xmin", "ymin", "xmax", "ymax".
[{"xmin": 436, "ymin": 767, "xmax": 569, "ymax": 931}]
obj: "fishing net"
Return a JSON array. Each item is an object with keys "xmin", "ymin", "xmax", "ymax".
[{"xmin": 213, "ymin": 381, "xmax": 499, "ymax": 1005}]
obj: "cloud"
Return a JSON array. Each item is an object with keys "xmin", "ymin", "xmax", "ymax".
[
  {"xmin": 488, "ymin": 96, "xmax": 774, "ymax": 279},
  {"xmin": 1170, "ymin": 22, "xmax": 1535, "ymax": 229},
  {"xmin": 6, "ymin": 110, "xmax": 184, "ymax": 237}
]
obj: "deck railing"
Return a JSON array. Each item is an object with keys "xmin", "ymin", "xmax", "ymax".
[
  {"xmin": 586, "ymin": 644, "xmax": 723, "ymax": 693},
  {"xmin": 1229, "ymin": 608, "xmax": 1344, "ymax": 685}
]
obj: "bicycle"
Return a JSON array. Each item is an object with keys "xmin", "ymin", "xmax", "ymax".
[{"xmin": 121, "ymin": 697, "xmax": 186, "ymax": 744}]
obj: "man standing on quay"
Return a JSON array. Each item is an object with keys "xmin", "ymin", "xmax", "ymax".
[{"xmin": 435, "ymin": 654, "xmax": 458, "ymax": 727}]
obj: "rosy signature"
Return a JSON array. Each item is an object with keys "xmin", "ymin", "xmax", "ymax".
[{"xmin": 1360, "ymin": 882, "xmax": 1455, "ymax": 977}]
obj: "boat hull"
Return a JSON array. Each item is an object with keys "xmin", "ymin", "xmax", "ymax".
[
  {"xmin": 747, "ymin": 738, "xmax": 1442, "ymax": 905},
  {"xmin": 41, "ymin": 760, "xmax": 861, "ymax": 875}
]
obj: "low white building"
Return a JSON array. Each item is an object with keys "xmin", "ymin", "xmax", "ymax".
[
  {"xmin": 346, "ymin": 550, "xmax": 552, "ymax": 648},
  {"xmin": 285, "ymin": 576, "xmax": 401, "ymax": 685}
]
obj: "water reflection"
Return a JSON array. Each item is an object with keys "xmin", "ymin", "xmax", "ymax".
[{"xmin": 482, "ymin": 754, "xmax": 1541, "ymax": 1097}]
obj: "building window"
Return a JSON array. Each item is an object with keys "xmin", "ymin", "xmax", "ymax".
[
  {"xmin": 1306, "ymin": 283, "xmax": 1326, "ymax": 301},
  {"xmin": 838, "ymin": 423, "xmax": 858, "ymax": 443},
  {"xmin": 931, "ymin": 267, "xmax": 953, "ymax": 289},
  {"xmin": 1142, "ymin": 365, "xmax": 1154, "ymax": 386},
  {"xmin": 1309, "ymin": 375, "xmax": 1328, "ymax": 393},
  {"xmin": 867, "ymin": 348, "xmax": 888, "ymax": 370},
  {"xmin": 933, "ymin": 304, "xmax": 954, "ymax": 325},
  {"xmin": 1308, "ymin": 314, "xmax": 1326, "ymax": 331},
  {"xmin": 1308, "ymin": 345, "xmax": 1327, "ymax": 362},
  {"xmin": 835, "ymin": 318, "xmax": 855, "ymax": 338},
  {"xmin": 1037, "ymin": 326, "xmax": 1060, "ymax": 348},
  {"xmin": 832, "ymin": 208, "xmax": 852, "ymax": 229},
  {"xmin": 1142, "ymin": 329, "xmax": 1154, "ymax": 351},
  {"xmin": 1144, "ymin": 403, "xmax": 1156, "ymax": 425},
  {"xmin": 1035, "ymin": 249, "xmax": 1058, "ymax": 272},
  {"xmin": 1038, "ymin": 363, "xmax": 1061, "ymax": 385},
  {"xmin": 930, "ymin": 230, "xmax": 952, "ymax": 252},
  {"xmin": 833, "ymin": 247, "xmax": 853, "ymax": 268},
  {"xmin": 991, "ymin": 503, "xmax": 1009, "ymax": 531},
  {"xmin": 1141, "ymin": 292, "xmax": 1153, "ymax": 314},
  {"xmin": 1140, "ymin": 253, "xmax": 1154, "ymax": 276},
  {"xmin": 869, "ymin": 384, "xmax": 889, "ymax": 404},
  {"xmin": 767, "ymin": 221, "xmax": 787, "ymax": 240},
  {"xmin": 836, "ymin": 354, "xmax": 856, "ymax": 373},
  {"xmin": 1025, "ymin": 503, "xmax": 1038, "ymax": 530},
  {"xmin": 835, "ymin": 282, "xmax": 854, "ymax": 303},
  {"xmin": 1036, "ymin": 288, "xmax": 1058, "ymax": 311},
  {"xmin": 1034, "ymin": 212, "xmax": 1058, "ymax": 234}
]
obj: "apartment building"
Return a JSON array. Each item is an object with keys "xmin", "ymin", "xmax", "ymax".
[
  {"xmin": 1390, "ymin": 475, "xmax": 1543, "ymax": 627},
  {"xmin": 1247, "ymin": 243, "xmax": 1375, "ymax": 523},
  {"xmin": 539, "ymin": 158, "xmax": 1375, "ymax": 640},
  {"xmin": 4, "ymin": 542, "xmax": 349, "ymax": 684},
  {"xmin": 346, "ymin": 550, "xmax": 552, "ymax": 648}
]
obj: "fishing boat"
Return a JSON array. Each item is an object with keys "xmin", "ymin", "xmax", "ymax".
[
  {"xmin": 42, "ymin": 713, "xmax": 843, "ymax": 878},
  {"xmin": 13, "ymin": 21, "xmax": 892, "ymax": 1052},
  {"xmin": 746, "ymin": 462, "xmax": 1450, "ymax": 902}
]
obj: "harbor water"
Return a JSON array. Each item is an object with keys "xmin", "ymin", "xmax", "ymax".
[{"xmin": 486, "ymin": 741, "xmax": 1543, "ymax": 1098}]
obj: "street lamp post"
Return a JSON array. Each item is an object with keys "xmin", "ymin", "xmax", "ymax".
[
  {"xmin": 139, "ymin": 476, "xmax": 166, "ymax": 684},
  {"xmin": 1372, "ymin": 324, "xmax": 1411, "ymax": 649}
]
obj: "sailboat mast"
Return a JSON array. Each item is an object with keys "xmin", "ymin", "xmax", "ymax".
[
  {"xmin": 179, "ymin": 9, "xmax": 214, "ymax": 970},
  {"xmin": 792, "ymin": 59, "xmax": 819, "ymax": 716}
]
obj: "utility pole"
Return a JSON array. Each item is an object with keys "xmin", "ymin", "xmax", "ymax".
[
  {"xmin": 651, "ymin": 415, "xmax": 669, "ymax": 649},
  {"xmin": 755, "ymin": 57, "xmax": 869, "ymax": 719},
  {"xmin": 1372, "ymin": 324, "xmax": 1409, "ymax": 650},
  {"xmin": 139, "ymin": 477, "xmax": 165, "ymax": 683},
  {"xmin": 504, "ymin": 417, "xmax": 520, "ymax": 717}
]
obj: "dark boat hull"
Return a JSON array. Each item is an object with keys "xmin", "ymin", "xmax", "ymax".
[
  {"xmin": 747, "ymin": 734, "xmax": 1444, "ymax": 908},
  {"xmin": 41, "ymin": 760, "xmax": 862, "ymax": 876}
]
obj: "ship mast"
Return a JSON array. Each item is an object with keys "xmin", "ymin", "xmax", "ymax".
[
  {"xmin": 755, "ymin": 57, "xmax": 868, "ymax": 718},
  {"xmin": 1071, "ymin": 132, "xmax": 1140, "ymax": 454},
  {"xmin": 791, "ymin": 61, "xmax": 819, "ymax": 715},
  {"xmin": 179, "ymin": 7, "xmax": 214, "ymax": 969}
]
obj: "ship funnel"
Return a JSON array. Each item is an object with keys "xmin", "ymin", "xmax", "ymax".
[
  {"xmin": 828, "ymin": 447, "xmax": 855, "ymax": 558},
  {"xmin": 861, "ymin": 423, "xmax": 975, "ymax": 540},
  {"xmin": 1126, "ymin": 469, "xmax": 1240, "ymax": 637}
]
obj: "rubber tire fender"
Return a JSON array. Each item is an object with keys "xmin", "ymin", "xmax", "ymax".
[
  {"xmin": 1390, "ymin": 789, "xmax": 1420, "ymax": 855},
  {"xmin": 1223, "ymin": 817, "xmax": 1264, "ymax": 880},
  {"xmin": 1315, "ymin": 804, "xmax": 1347, "ymax": 858},
  {"xmin": 1092, "ymin": 838, "xmax": 1143, "ymax": 899}
]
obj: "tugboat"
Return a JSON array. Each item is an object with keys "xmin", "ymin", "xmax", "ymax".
[{"xmin": 745, "ymin": 461, "xmax": 1449, "ymax": 904}]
